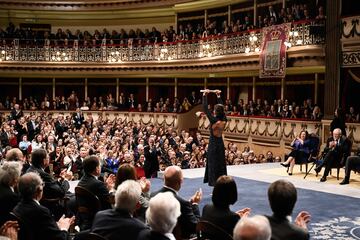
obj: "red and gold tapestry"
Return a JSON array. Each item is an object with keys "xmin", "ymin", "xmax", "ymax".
[{"xmin": 259, "ymin": 23, "xmax": 291, "ymax": 78}]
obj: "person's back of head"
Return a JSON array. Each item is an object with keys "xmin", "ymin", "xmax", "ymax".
[
  {"xmin": 115, "ymin": 163, "xmax": 137, "ymax": 189},
  {"xmin": 268, "ymin": 180, "xmax": 297, "ymax": 218},
  {"xmin": 5, "ymin": 148, "xmax": 23, "ymax": 162},
  {"xmin": 115, "ymin": 180, "xmax": 141, "ymax": 213},
  {"xmin": 212, "ymin": 175, "xmax": 237, "ymax": 209},
  {"xmin": 31, "ymin": 149, "xmax": 47, "ymax": 168},
  {"xmin": 146, "ymin": 192, "xmax": 181, "ymax": 234},
  {"xmin": 18, "ymin": 172, "xmax": 43, "ymax": 201},
  {"xmin": 82, "ymin": 155, "xmax": 100, "ymax": 176},
  {"xmin": 164, "ymin": 166, "xmax": 183, "ymax": 191},
  {"xmin": 0, "ymin": 161, "xmax": 22, "ymax": 187},
  {"xmin": 233, "ymin": 215, "xmax": 271, "ymax": 240}
]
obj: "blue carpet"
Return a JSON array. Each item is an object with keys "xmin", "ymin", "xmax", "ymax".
[{"xmin": 150, "ymin": 177, "xmax": 360, "ymax": 239}]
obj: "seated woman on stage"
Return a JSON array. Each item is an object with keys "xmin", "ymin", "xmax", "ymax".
[{"xmin": 281, "ymin": 130, "xmax": 310, "ymax": 175}]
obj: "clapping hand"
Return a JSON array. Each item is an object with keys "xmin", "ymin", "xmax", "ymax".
[
  {"xmin": 214, "ymin": 89, "xmax": 221, "ymax": 97},
  {"xmin": 236, "ymin": 207, "xmax": 251, "ymax": 218},
  {"xmin": 139, "ymin": 177, "xmax": 151, "ymax": 193},
  {"xmin": 105, "ymin": 174, "xmax": 116, "ymax": 191},
  {"xmin": 190, "ymin": 188, "xmax": 202, "ymax": 204},
  {"xmin": 295, "ymin": 211, "xmax": 311, "ymax": 230},
  {"xmin": 202, "ymin": 89, "xmax": 210, "ymax": 96}
]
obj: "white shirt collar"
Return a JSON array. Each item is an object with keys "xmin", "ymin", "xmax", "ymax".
[
  {"xmin": 34, "ymin": 199, "xmax": 41, "ymax": 205},
  {"xmin": 163, "ymin": 185, "xmax": 178, "ymax": 195}
]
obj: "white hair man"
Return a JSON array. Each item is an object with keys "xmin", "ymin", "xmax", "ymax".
[
  {"xmin": 90, "ymin": 180, "xmax": 148, "ymax": 240},
  {"xmin": 233, "ymin": 215, "xmax": 271, "ymax": 240},
  {"xmin": 13, "ymin": 172, "xmax": 74, "ymax": 240},
  {"xmin": 0, "ymin": 162, "xmax": 22, "ymax": 226},
  {"xmin": 315, "ymin": 128, "xmax": 350, "ymax": 182},
  {"xmin": 138, "ymin": 192, "xmax": 181, "ymax": 240}
]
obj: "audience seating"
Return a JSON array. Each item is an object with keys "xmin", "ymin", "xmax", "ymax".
[
  {"xmin": 75, "ymin": 186, "xmax": 101, "ymax": 230},
  {"xmin": 196, "ymin": 220, "xmax": 233, "ymax": 240}
]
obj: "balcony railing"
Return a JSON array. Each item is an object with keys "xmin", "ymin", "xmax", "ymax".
[{"xmin": 0, "ymin": 20, "xmax": 324, "ymax": 63}]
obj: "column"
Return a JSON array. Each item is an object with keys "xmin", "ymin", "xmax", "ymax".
[
  {"xmin": 84, "ymin": 78, "xmax": 88, "ymax": 100},
  {"xmin": 324, "ymin": 0, "xmax": 341, "ymax": 118},
  {"xmin": 227, "ymin": 77, "xmax": 230, "ymax": 100},
  {"xmin": 204, "ymin": 78, "xmax": 208, "ymax": 89},
  {"xmin": 174, "ymin": 78, "xmax": 178, "ymax": 98},
  {"xmin": 252, "ymin": 77, "xmax": 256, "ymax": 100},
  {"xmin": 116, "ymin": 78, "xmax": 119, "ymax": 103},
  {"xmin": 52, "ymin": 78, "xmax": 56, "ymax": 100},
  {"xmin": 204, "ymin": 9, "xmax": 208, "ymax": 26},
  {"xmin": 254, "ymin": 0, "xmax": 257, "ymax": 26},
  {"xmin": 228, "ymin": 5, "xmax": 231, "ymax": 24},
  {"xmin": 281, "ymin": 78, "xmax": 285, "ymax": 100},
  {"xmin": 282, "ymin": 0, "xmax": 286, "ymax": 8},
  {"xmin": 19, "ymin": 77, "xmax": 22, "ymax": 101},
  {"xmin": 146, "ymin": 78, "xmax": 149, "ymax": 101},
  {"xmin": 175, "ymin": 13, "xmax": 178, "ymax": 34},
  {"xmin": 314, "ymin": 73, "xmax": 319, "ymax": 105}
]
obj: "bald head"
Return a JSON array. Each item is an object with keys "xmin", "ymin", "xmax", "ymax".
[
  {"xmin": 233, "ymin": 215, "xmax": 271, "ymax": 240},
  {"xmin": 6, "ymin": 148, "xmax": 24, "ymax": 162},
  {"xmin": 333, "ymin": 128, "xmax": 342, "ymax": 140},
  {"xmin": 164, "ymin": 166, "xmax": 183, "ymax": 191}
]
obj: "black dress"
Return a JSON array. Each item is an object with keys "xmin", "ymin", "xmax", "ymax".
[{"xmin": 203, "ymin": 95, "xmax": 227, "ymax": 186}]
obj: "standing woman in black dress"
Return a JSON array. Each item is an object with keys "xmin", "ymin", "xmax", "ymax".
[{"xmin": 202, "ymin": 89, "xmax": 227, "ymax": 186}]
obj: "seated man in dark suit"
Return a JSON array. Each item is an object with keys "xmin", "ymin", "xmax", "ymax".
[
  {"xmin": 151, "ymin": 166, "xmax": 202, "ymax": 239},
  {"xmin": 315, "ymin": 128, "xmax": 351, "ymax": 182},
  {"xmin": 77, "ymin": 155, "xmax": 114, "ymax": 210},
  {"xmin": 76, "ymin": 155, "xmax": 114, "ymax": 230},
  {"xmin": 138, "ymin": 192, "xmax": 181, "ymax": 240},
  {"xmin": 266, "ymin": 180, "xmax": 310, "ymax": 240},
  {"xmin": 340, "ymin": 146, "xmax": 360, "ymax": 185},
  {"xmin": 233, "ymin": 215, "xmax": 271, "ymax": 240},
  {"xmin": 0, "ymin": 162, "xmax": 21, "ymax": 226},
  {"xmin": 27, "ymin": 149, "xmax": 72, "ymax": 218},
  {"xmin": 91, "ymin": 180, "xmax": 148, "ymax": 240},
  {"xmin": 13, "ymin": 172, "xmax": 74, "ymax": 240}
]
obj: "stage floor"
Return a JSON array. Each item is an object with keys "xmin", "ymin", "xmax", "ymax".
[
  {"xmin": 152, "ymin": 163, "xmax": 360, "ymax": 239},
  {"xmin": 180, "ymin": 162, "xmax": 360, "ymax": 199}
]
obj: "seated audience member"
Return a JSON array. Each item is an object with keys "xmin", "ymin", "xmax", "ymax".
[
  {"xmin": 137, "ymin": 192, "xmax": 181, "ymax": 240},
  {"xmin": 233, "ymin": 215, "xmax": 271, "ymax": 240},
  {"xmin": 151, "ymin": 166, "xmax": 202, "ymax": 239},
  {"xmin": 91, "ymin": 180, "xmax": 148, "ymax": 240},
  {"xmin": 0, "ymin": 162, "xmax": 21, "ymax": 226},
  {"xmin": 77, "ymin": 155, "xmax": 114, "ymax": 209},
  {"xmin": 4, "ymin": 148, "xmax": 29, "ymax": 174},
  {"xmin": 115, "ymin": 163, "xmax": 151, "ymax": 222},
  {"xmin": 266, "ymin": 180, "xmax": 310, "ymax": 240},
  {"xmin": 340, "ymin": 146, "xmax": 360, "ymax": 185},
  {"xmin": 281, "ymin": 131, "xmax": 310, "ymax": 175},
  {"xmin": 315, "ymin": 128, "xmax": 351, "ymax": 182},
  {"xmin": 13, "ymin": 172, "xmax": 74, "ymax": 240},
  {"xmin": 27, "ymin": 149, "xmax": 71, "ymax": 218},
  {"xmin": 202, "ymin": 175, "xmax": 251, "ymax": 236}
]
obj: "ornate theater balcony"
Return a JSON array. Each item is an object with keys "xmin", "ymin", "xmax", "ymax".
[{"xmin": 0, "ymin": 20, "xmax": 325, "ymax": 76}]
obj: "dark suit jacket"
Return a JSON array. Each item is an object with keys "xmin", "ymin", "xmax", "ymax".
[
  {"xmin": 137, "ymin": 230, "xmax": 171, "ymax": 240},
  {"xmin": 266, "ymin": 215, "xmax": 309, "ymax": 240},
  {"xmin": 27, "ymin": 121, "xmax": 39, "ymax": 141},
  {"xmin": 26, "ymin": 165, "xmax": 68, "ymax": 199},
  {"xmin": 13, "ymin": 199, "xmax": 68, "ymax": 240},
  {"xmin": 77, "ymin": 173, "xmax": 111, "ymax": 210},
  {"xmin": 324, "ymin": 136, "xmax": 351, "ymax": 165},
  {"xmin": 0, "ymin": 184, "xmax": 20, "ymax": 226},
  {"xmin": 151, "ymin": 186, "xmax": 200, "ymax": 238},
  {"xmin": 0, "ymin": 131, "xmax": 10, "ymax": 147},
  {"xmin": 91, "ymin": 209, "xmax": 148, "ymax": 240},
  {"xmin": 201, "ymin": 204, "xmax": 240, "ymax": 236}
]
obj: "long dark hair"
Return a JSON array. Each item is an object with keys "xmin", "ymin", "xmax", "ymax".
[{"xmin": 214, "ymin": 104, "xmax": 227, "ymax": 121}]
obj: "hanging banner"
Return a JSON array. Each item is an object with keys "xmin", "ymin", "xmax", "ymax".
[{"xmin": 259, "ymin": 23, "xmax": 291, "ymax": 78}]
